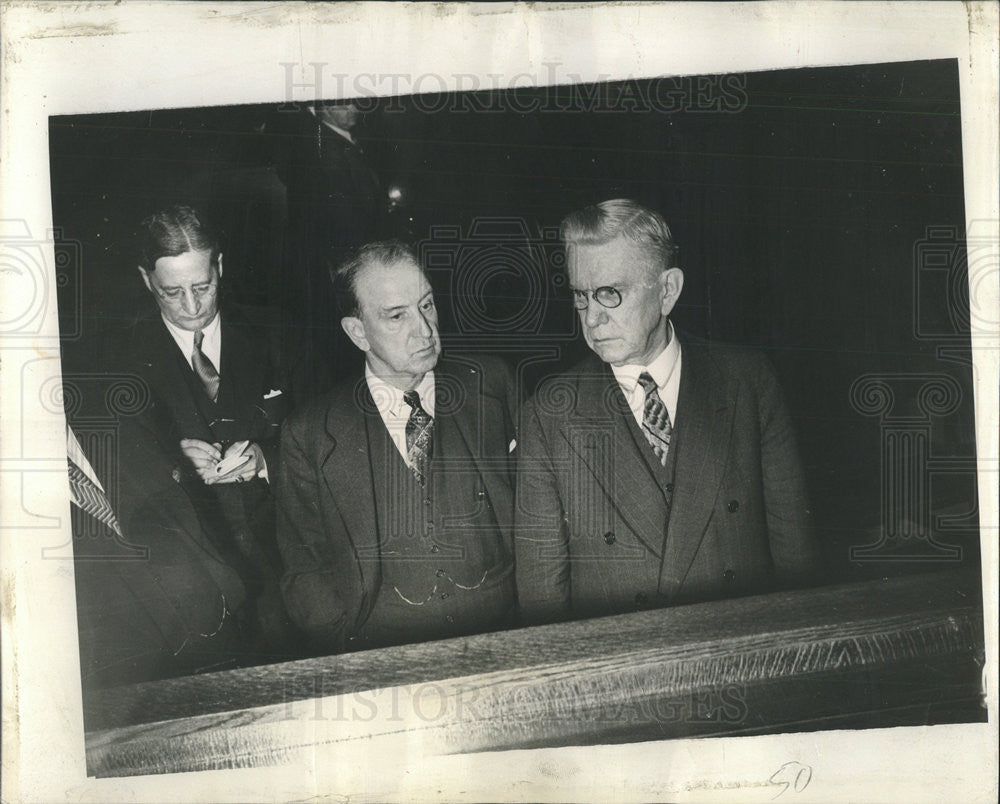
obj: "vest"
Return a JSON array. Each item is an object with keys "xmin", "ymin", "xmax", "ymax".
[
  {"xmin": 357, "ymin": 407, "xmax": 515, "ymax": 648},
  {"xmin": 620, "ymin": 402, "xmax": 681, "ymax": 605}
]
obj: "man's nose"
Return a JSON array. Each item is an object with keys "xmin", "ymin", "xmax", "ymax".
[
  {"xmin": 180, "ymin": 291, "xmax": 199, "ymax": 316},
  {"xmin": 583, "ymin": 301, "xmax": 606, "ymax": 329},
  {"xmin": 414, "ymin": 309, "xmax": 434, "ymax": 338}
]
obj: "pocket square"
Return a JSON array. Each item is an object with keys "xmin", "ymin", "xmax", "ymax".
[
  {"xmin": 263, "ymin": 389, "xmax": 283, "ymax": 399},
  {"xmin": 508, "ymin": 438, "xmax": 517, "ymax": 454}
]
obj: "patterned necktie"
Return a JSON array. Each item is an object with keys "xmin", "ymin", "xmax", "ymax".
[
  {"xmin": 67, "ymin": 458, "xmax": 123, "ymax": 537},
  {"xmin": 192, "ymin": 329, "xmax": 220, "ymax": 403},
  {"xmin": 637, "ymin": 371, "xmax": 672, "ymax": 466},
  {"xmin": 402, "ymin": 390, "xmax": 434, "ymax": 486}
]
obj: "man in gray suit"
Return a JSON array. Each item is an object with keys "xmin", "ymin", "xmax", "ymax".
[
  {"xmin": 514, "ymin": 199, "xmax": 821, "ymax": 623},
  {"xmin": 277, "ymin": 241, "xmax": 518, "ymax": 654}
]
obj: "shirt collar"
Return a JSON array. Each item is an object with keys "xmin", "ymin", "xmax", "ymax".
[
  {"xmin": 365, "ymin": 365, "xmax": 435, "ymax": 418},
  {"xmin": 320, "ymin": 120, "xmax": 355, "ymax": 144},
  {"xmin": 160, "ymin": 310, "xmax": 221, "ymax": 345},
  {"xmin": 610, "ymin": 320, "xmax": 680, "ymax": 393}
]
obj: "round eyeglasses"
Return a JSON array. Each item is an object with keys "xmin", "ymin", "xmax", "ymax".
[{"xmin": 572, "ymin": 286, "xmax": 623, "ymax": 310}]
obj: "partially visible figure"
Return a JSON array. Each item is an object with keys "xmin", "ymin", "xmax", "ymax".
[
  {"xmin": 67, "ymin": 396, "xmax": 248, "ymax": 690},
  {"xmin": 108, "ymin": 204, "xmax": 294, "ymax": 660},
  {"xmin": 515, "ymin": 199, "xmax": 821, "ymax": 624},
  {"xmin": 277, "ymin": 240, "xmax": 518, "ymax": 654},
  {"xmin": 274, "ymin": 100, "xmax": 385, "ymax": 399}
]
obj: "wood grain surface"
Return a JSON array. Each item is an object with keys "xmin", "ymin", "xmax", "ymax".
[{"xmin": 84, "ymin": 567, "xmax": 985, "ymax": 777}]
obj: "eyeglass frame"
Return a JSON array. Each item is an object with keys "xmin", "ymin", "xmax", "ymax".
[
  {"xmin": 570, "ymin": 276, "xmax": 665, "ymax": 311},
  {"xmin": 146, "ymin": 269, "xmax": 221, "ymax": 306}
]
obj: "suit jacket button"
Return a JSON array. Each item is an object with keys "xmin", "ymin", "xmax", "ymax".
[
  {"xmin": 727, "ymin": 500, "xmax": 739, "ymax": 513},
  {"xmin": 430, "ymin": 544, "xmax": 440, "ymax": 553},
  {"xmin": 664, "ymin": 483, "xmax": 674, "ymax": 493},
  {"xmin": 635, "ymin": 592, "xmax": 648, "ymax": 607},
  {"xmin": 603, "ymin": 531, "xmax": 616, "ymax": 545},
  {"xmin": 723, "ymin": 569, "xmax": 736, "ymax": 583}
]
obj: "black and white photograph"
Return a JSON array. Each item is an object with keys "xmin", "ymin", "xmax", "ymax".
[{"xmin": 1, "ymin": 3, "xmax": 997, "ymax": 801}]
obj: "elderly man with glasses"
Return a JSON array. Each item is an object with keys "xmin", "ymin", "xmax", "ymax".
[{"xmin": 514, "ymin": 199, "xmax": 821, "ymax": 624}]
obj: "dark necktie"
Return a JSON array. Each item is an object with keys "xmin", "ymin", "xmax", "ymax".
[
  {"xmin": 67, "ymin": 458, "xmax": 122, "ymax": 537},
  {"xmin": 192, "ymin": 329, "xmax": 220, "ymax": 403},
  {"xmin": 637, "ymin": 371, "xmax": 672, "ymax": 466},
  {"xmin": 402, "ymin": 390, "xmax": 434, "ymax": 486}
]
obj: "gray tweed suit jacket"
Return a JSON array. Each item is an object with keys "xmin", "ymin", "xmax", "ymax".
[{"xmin": 514, "ymin": 335, "xmax": 821, "ymax": 623}]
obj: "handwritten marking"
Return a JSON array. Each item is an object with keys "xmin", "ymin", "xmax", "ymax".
[{"xmin": 769, "ymin": 761, "xmax": 812, "ymax": 798}]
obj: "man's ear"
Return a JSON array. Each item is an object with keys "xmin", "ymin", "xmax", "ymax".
[
  {"xmin": 137, "ymin": 266, "xmax": 153, "ymax": 292},
  {"xmin": 660, "ymin": 267, "xmax": 684, "ymax": 317},
  {"xmin": 341, "ymin": 316, "xmax": 369, "ymax": 352},
  {"xmin": 216, "ymin": 252, "xmax": 224, "ymax": 279}
]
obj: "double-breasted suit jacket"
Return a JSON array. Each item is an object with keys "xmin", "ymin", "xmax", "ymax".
[
  {"xmin": 514, "ymin": 338, "xmax": 821, "ymax": 623},
  {"xmin": 277, "ymin": 356, "xmax": 518, "ymax": 653}
]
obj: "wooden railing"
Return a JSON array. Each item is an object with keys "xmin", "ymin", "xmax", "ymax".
[{"xmin": 84, "ymin": 567, "xmax": 985, "ymax": 777}]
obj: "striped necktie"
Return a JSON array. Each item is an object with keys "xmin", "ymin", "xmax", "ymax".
[
  {"xmin": 402, "ymin": 390, "xmax": 434, "ymax": 486},
  {"xmin": 637, "ymin": 371, "xmax": 673, "ymax": 466},
  {"xmin": 192, "ymin": 329, "xmax": 220, "ymax": 403},
  {"xmin": 67, "ymin": 458, "xmax": 122, "ymax": 537}
]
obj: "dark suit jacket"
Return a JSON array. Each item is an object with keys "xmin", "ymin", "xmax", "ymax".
[
  {"xmin": 70, "ymin": 401, "xmax": 248, "ymax": 691},
  {"xmin": 514, "ymin": 337, "xmax": 821, "ymax": 623},
  {"xmin": 111, "ymin": 307, "xmax": 289, "ymax": 477},
  {"xmin": 274, "ymin": 108, "xmax": 384, "ymax": 252},
  {"xmin": 106, "ymin": 307, "xmax": 293, "ymax": 649},
  {"xmin": 277, "ymin": 356, "xmax": 517, "ymax": 651}
]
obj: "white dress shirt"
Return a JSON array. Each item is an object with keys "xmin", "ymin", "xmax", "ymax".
[
  {"xmin": 610, "ymin": 321, "xmax": 682, "ymax": 430},
  {"xmin": 162, "ymin": 311, "xmax": 222, "ymax": 373},
  {"xmin": 365, "ymin": 366, "xmax": 436, "ymax": 467}
]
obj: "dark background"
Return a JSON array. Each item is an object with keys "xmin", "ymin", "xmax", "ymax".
[{"xmin": 50, "ymin": 58, "xmax": 980, "ymax": 586}]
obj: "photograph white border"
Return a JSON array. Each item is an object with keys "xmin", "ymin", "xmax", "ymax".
[{"xmin": 1, "ymin": 2, "xmax": 997, "ymax": 801}]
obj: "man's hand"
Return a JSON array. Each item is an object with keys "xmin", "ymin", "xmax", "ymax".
[
  {"xmin": 210, "ymin": 441, "xmax": 266, "ymax": 485},
  {"xmin": 179, "ymin": 439, "xmax": 266, "ymax": 485},
  {"xmin": 179, "ymin": 438, "xmax": 223, "ymax": 483}
]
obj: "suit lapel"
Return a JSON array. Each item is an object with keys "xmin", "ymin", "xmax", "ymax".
[
  {"xmin": 136, "ymin": 317, "xmax": 215, "ymax": 441},
  {"xmin": 559, "ymin": 358, "xmax": 666, "ymax": 558},
  {"xmin": 436, "ymin": 362, "xmax": 515, "ymax": 539},
  {"xmin": 218, "ymin": 315, "xmax": 265, "ymax": 419},
  {"xmin": 658, "ymin": 343, "xmax": 736, "ymax": 599},
  {"xmin": 320, "ymin": 379, "xmax": 381, "ymax": 598}
]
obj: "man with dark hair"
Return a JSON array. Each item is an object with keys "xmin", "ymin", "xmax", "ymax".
[
  {"xmin": 514, "ymin": 199, "xmax": 821, "ymax": 624},
  {"xmin": 276, "ymin": 240, "xmax": 518, "ymax": 653},
  {"xmin": 111, "ymin": 203, "xmax": 294, "ymax": 657}
]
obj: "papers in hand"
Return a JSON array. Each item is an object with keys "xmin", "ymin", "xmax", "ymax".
[{"xmin": 215, "ymin": 440, "xmax": 251, "ymax": 475}]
